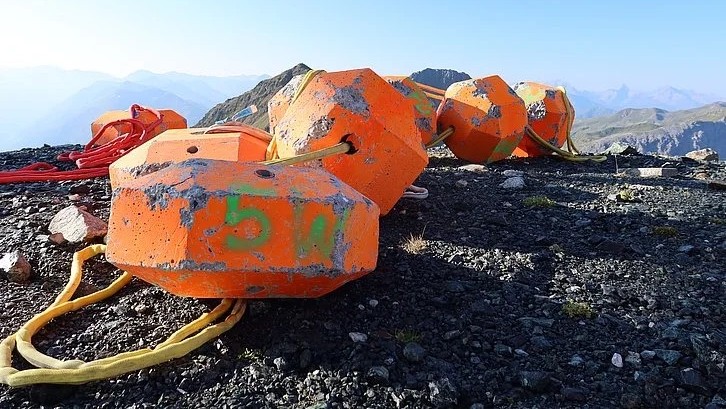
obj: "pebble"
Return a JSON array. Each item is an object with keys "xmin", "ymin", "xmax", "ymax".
[
  {"xmin": 0, "ymin": 250, "xmax": 32, "ymax": 283},
  {"xmin": 499, "ymin": 176, "xmax": 525, "ymax": 189},
  {"xmin": 443, "ymin": 330, "xmax": 461, "ymax": 340},
  {"xmin": 455, "ymin": 179, "xmax": 468, "ymax": 188},
  {"xmin": 611, "ymin": 353, "xmax": 623, "ymax": 368},
  {"xmin": 403, "ymin": 342, "xmax": 426, "ymax": 362},
  {"xmin": 428, "ymin": 378, "xmax": 458, "ymax": 408},
  {"xmin": 367, "ymin": 366, "xmax": 389, "ymax": 383},
  {"xmin": 519, "ymin": 371, "xmax": 552, "ymax": 393},
  {"xmin": 348, "ymin": 332, "xmax": 368, "ymax": 343},
  {"xmin": 569, "ymin": 355, "xmax": 585, "ymax": 367},
  {"xmin": 502, "ymin": 170, "xmax": 524, "ymax": 177},
  {"xmin": 458, "ymin": 164, "xmax": 487, "ymax": 173},
  {"xmin": 655, "ymin": 349, "xmax": 682, "ymax": 365}
]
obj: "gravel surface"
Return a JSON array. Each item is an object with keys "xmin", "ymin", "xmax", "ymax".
[{"xmin": 1, "ymin": 145, "xmax": 725, "ymax": 408}]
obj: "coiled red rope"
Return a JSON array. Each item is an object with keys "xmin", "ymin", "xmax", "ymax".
[{"xmin": 0, "ymin": 105, "xmax": 163, "ymax": 184}]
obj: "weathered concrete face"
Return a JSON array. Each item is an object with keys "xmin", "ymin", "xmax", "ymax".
[
  {"xmin": 384, "ymin": 76, "xmax": 436, "ymax": 146},
  {"xmin": 105, "ymin": 159, "xmax": 380, "ymax": 298},
  {"xmin": 268, "ymin": 73, "xmax": 306, "ymax": 135},
  {"xmin": 109, "ymin": 127, "xmax": 269, "ymax": 189},
  {"xmin": 512, "ymin": 82, "xmax": 574, "ymax": 157},
  {"xmin": 272, "ymin": 68, "xmax": 429, "ymax": 216},
  {"xmin": 437, "ymin": 75, "xmax": 527, "ymax": 164},
  {"xmin": 91, "ymin": 108, "xmax": 187, "ymax": 147}
]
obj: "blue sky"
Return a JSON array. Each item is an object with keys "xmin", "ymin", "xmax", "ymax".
[{"xmin": 1, "ymin": 0, "xmax": 725, "ymax": 95}]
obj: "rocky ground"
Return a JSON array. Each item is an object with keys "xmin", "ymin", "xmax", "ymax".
[{"xmin": 0, "ymin": 145, "xmax": 724, "ymax": 409}]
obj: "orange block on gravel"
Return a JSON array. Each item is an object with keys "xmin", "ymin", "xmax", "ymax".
[
  {"xmin": 91, "ymin": 108, "xmax": 187, "ymax": 146},
  {"xmin": 109, "ymin": 127, "xmax": 269, "ymax": 189},
  {"xmin": 384, "ymin": 76, "xmax": 437, "ymax": 146},
  {"xmin": 512, "ymin": 82, "xmax": 575, "ymax": 157},
  {"xmin": 272, "ymin": 68, "xmax": 429, "ymax": 215},
  {"xmin": 437, "ymin": 76, "xmax": 527, "ymax": 164},
  {"xmin": 105, "ymin": 159, "xmax": 380, "ymax": 298}
]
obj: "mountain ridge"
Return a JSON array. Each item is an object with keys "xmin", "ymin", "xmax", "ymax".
[{"xmin": 572, "ymin": 102, "xmax": 726, "ymax": 156}]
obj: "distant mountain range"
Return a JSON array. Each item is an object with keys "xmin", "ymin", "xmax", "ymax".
[
  {"xmin": 2, "ymin": 65, "xmax": 724, "ymax": 157},
  {"xmin": 0, "ymin": 66, "xmax": 268, "ymax": 151},
  {"xmin": 557, "ymin": 83, "xmax": 723, "ymax": 119},
  {"xmin": 572, "ymin": 102, "xmax": 726, "ymax": 156}
]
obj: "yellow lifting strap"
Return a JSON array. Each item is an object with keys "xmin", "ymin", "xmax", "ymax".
[
  {"xmin": 265, "ymin": 69, "xmax": 327, "ymax": 161},
  {"xmin": 0, "ymin": 244, "xmax": 246, "ymax": 387}
]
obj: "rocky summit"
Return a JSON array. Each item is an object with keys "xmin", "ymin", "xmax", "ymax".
[{"xmin": 0, "ymin": 145, "xmax": 725, "ymax": 408}]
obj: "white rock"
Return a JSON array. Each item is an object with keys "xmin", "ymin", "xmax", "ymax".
[
  {"xmin": 455, "ymin": 179, "xmax": 468, "ymax": 188},
  {"xmin": 0, "ymin": 251, "xmax": 32, "ymax": 282},
  {"xmin": 458, "ymin": 164, "xmax": 487, "ymax": 173},
  {"xmin": 349, "ymin": 332, "xmax": 368, "ymax": 343},
  {"xmin": 368, "ymin": 299, "xmax": 379, "ymax": 308},
  {"xmin": 611, "ymin": 352, "xmax": 624, "ymax": 368},
  {"xmin": 500, "ymin": 177, "xmax": 525, "ymax": 189},
  {"xmin": 685, "ymin": 148, "xmax": 719, "ymax": 162},
  {"xmin": 48, "ymin": 205, "xmax": 108, "ymax": 243},
  {"xmin": 503, "ymin": 170, "xmax": 524, "ymax": 177}
]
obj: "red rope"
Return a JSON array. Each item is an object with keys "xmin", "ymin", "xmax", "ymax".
[{"xmin": 0, "ymin": 105, "xmax": 163, "ymax": 184}]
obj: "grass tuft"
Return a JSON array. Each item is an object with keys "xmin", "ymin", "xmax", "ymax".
[
  {"xmin": 402, "ymin": 231, "xmax": 427, "ymax": 254},
  {"xmin": 652, "ymin": 226, "xmax": 679, "ymax": 237},
  {"xmin": 523, "ymin": 195, "xmax": 555, "ymax": 208},
  {"xmin": 395, "ymin": 329, "xmax": 422, "ymax": 343},
  {"xmin": 562, "ymin": 301, "xmax": 594, "ymax": 319}
]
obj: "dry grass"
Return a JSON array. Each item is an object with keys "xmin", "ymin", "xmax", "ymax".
[
  {"xmin": 653, "ymin": 226, "xmax": 679, "ymax": 238},
  {"xmin": 395, "ymin": 329, "xmax": 422, "ymax": 343},
  {"xmin": 401, "ymin": 226, "xmax": 428, "ymax": 254},
  {"xmin": 562, "ymin": 301, "xmax": 594, "ymax": 319},
  {"xmin": 522, "ymin": 195, "xmax": 555, "ymax": 208}
]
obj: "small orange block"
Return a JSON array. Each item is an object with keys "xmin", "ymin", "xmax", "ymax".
[
  {"xmin": 105, "ymin": 159, "xmax": 380, "ymax": 298},
  {"xmin": 272, "ymin": 68, "xmax": 429, "ymax": 215},
  {"xmin": 512, "ymin": 82, "xmax": 574, "ymax": 157},
  {"xmin": 109, "ymin": 126, "xmax": 270, "ymax": 189},
  {"xmin": 92, "ymin": 108, "xmax": 187, "ymax": 146},
  {"xmin": 437, "ymin": 76, "xmax": 527, "ymax": 163}
]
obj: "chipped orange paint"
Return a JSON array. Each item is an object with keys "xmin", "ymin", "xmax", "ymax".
[
  {"xmin": 109, "ymin": 127, "xmax": 269, "ymax": 189},
  {"xmin": 272, "ymin": 68, "xmax": 428, "ymax": 215},
  {"xmin": 105, "ymin": 159, "xmax": 380, "ymax": 298},
  {"xmin": 91, "ymin": 109, "xmax": 187, "ymax": 146},
  {"xmin": 437, "ymin": 76, "xmax": 527, "ymax": 163},
  {"xmin": 383, "ymin": 76, "xmax": 436, "ymax": 145},
  {"xmin": 512, "ymin": 82, "xmax": 575, "ymax": 157}
]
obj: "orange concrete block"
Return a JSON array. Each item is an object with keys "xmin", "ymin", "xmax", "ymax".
[
  {"xmin": 384, "ymin": 76, "xmax": 436, "ymax": 145},
  {"xmin": 109, "ymin": 126, "xmax": 269, "ymax": 189},
  {"xmin": 437, "ymin": 76, "xmax": 527, "ymax": 163},
  {"xmin": 92, "ymin": 107, "xmax": 187, "ymax": 146},
  {"xmin": 512, "ymin": 82, "xmax": 575, "ymax": 157},
  {"xmin": 105, "ymin": 159, "xmax": 380, "ymax": 298},
  {"xmin": 273, "ymin": 68, "xmax": 429, "ymax": 215}
]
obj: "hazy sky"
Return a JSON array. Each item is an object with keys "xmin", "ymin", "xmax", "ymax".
[{"xmin": 1, "ymin": 0, "xmax": 724, "ymax": 95}]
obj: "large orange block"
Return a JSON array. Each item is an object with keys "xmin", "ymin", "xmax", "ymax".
[
  {"xmin": 105, "ymin": 159, "xmax": 380, "ymax": 298},
  {"xmin": 92, "ymin": 107, "xmax": 187, "ymax": 146},
  {"xmin": 273, "ymin": 68, "xmax": 429, "ymax": 215},
  {"xmin": 109, "ymin": 126, "xmax": 269, "ymax": 189},
  {"xmin": 384, "ymin": 76, "xmax": 436, "ymax": 145},
  {"xmin": 437, "ymin": 76, "xmax": 527, "ymax": 163},
  {"xmin": 512, "ymin": 82, "xmax": 574, "ymax": 157}
]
